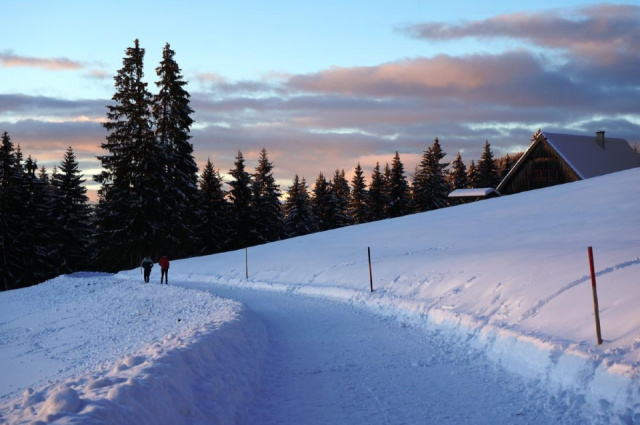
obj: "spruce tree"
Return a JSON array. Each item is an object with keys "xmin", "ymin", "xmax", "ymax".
[
  {"xmin": 228, "ymin": 151, "xmax": 256, "ymax": 248},
  {"xmin": 284, "ymin": 175, "xmax": 316, "ymax": 237},
  {"xmin": 94, "ymin": 39, "xmax": 158, "ymax": 271},
  {"xmin": 197, "ymin": 158, "xmax": 231, "ymax": 254},
  {"xmin": 368, "ymin": 162, "xmax": 387, "ymax": 221},
  {"xmin": 253, "ymin": 148, "xmax": 284, "ymax": 243},
  {"xmin": 331, "ymin": 169, "xmax": 352, "ymax": 227},
  {"xmin": 412, "ymin": 138, "xmax": 449, "ymax": 212},
  {"xmin": 51, "ymin": 147, "xmax": 93, "ymax": 273},
  {"xmin": 387, "ymin": 151, "xmax": 410, "ymax": 218},
  {"xmin": 348, "ymin": 163, "xmax": 369, "ymax": 224},
  {"xmin": 153, "ymin": 43, "xmax": 199, "ymax": 256},
  {"xmin": 477, "ymin": 140, "xmax": 501, "ymax": 188},
  {"xmin": 22, "ymin": 156, "xmax": 59, "ymax": 284},
  {"xmin": 466, "ymin": 160, "xmax": 480, "ymax": 188},
  {"xmin": 449, "ymin": 152, "xmax": 467, "ymax": 190},
  {"xmin": 312, "ymin": 172, "xmax": 339, "ymax": 231},
  {"xmin": 0, "ymin": 133, "xmax": 29, "ymax": 290}
]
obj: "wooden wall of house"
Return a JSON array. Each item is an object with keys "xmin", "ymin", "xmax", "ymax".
[{"xmin": 500, "ymin": 140, "xmax": 580, "ymax": 195}]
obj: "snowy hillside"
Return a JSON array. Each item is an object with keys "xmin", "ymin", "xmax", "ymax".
[
  {"xmin": 1, "ymin": 167, "xmax": 638, "ymax": 423},
  {"xmin": 168, "ymin": 168, "xmax": 640, "ymax": 370}
]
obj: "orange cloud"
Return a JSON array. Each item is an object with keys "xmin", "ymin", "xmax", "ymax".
[
  {"xmin": 288, "ymin": 52, "xmax": 541, "ymax": 98},
  {"xmin": 0, "ymin": 51, "xmax": 83, "ymax": 71}
]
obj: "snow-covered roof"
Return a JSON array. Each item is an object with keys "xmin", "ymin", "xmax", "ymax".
[
  {"xmin": 448, "ymin": 188, "xmax": 500, "ymax": 198},
  {"xmin": 541, "ymin": 132, "xmax": 640, "ymax": 179}
]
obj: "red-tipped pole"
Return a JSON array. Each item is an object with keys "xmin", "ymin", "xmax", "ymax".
[{"xmin": 588, "ymin": 247, "xmax": 603, "ymax": 345}]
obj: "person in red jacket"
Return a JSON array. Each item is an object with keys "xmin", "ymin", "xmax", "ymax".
[{"xmin": 159, "ymin": 255, "xmax": 169, "ymax": 284}]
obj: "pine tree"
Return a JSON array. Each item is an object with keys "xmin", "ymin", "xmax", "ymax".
[
  {"xmin": 51, "ymin": 147, "xmax": 93, "ymax": 273},
  {"xmin": 449, "ymin": 152, "xmax": 467, "ymax": 190},
  {"xmin": 387, "ymin": 151, "xmax": 410, "ymax": 218},
  {"xmin": 477, "ymin": 140, "xmax": 501, "ymax": 188},
  {"xmin": 331, "ymin": 169, "xmax": 352, "ymax": 227},
  {"xmin": 253, "ymin": 148, "xmax": 284, "ymax": 243},
  {"xmin": 228, "ymin": 151, "xmax": 256, "ymax": 248},
  {"xmin": 22, "ymin": 155, "xmax": 59, "ymax": 284},
  {"xmin": 0, "ymin": 133, "xmax": 29, "ymax": 290},
  {"xmin": 412, "ymin": 138, "xmax": 449, "ymax": 212},
  {"xmin": 368, "ymin": 162, "xmax": 387, "ymax": 221},
  {"xmin": 312, "ymin": 172, "xmax": 339, "ymax": 231},
  {"xmin": 348, "ymin": 163, "xmax": 369, "ymax": 223},
  {"xmin": 466, "ymin": 160, "xmax": 480, "ymax": 188},
  {"xmin": 153, "ymin": 43, "xmax": 199, "ymax": 256},
  {"xmin": 284, "ymin": 175, "xmax": 316, "ymax": 237},
  {"xmin": 94, "ymin": 39, "xmax": 158, "ymax": 271},
  {"xmin": 197, "ymin": 158, "xmax": 231, "ymax": 254}
]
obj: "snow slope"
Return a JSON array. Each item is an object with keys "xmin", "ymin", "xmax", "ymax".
[
  {"xmin": 0, "ymin": 276, "xmax": 267, "ymax": 424},
  {"xmin": 0, "ymin": 167, "xmax": 638, "ymax": 423}
]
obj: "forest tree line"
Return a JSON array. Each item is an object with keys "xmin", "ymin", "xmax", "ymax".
[{"xmin": 0, "ymin": 40, "xmax": 519, "ymax": 291}]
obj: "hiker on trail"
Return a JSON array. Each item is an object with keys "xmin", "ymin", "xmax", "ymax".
[
  {"xmin": 141, "ymin": 256, "xmax": 153, "ymax": 283},
  {"xmin": 159, "ymin": 255, "xmax": 169, "ymax": 284}
]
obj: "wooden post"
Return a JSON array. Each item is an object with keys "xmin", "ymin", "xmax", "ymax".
[
  {"xmin": 587, "ymin": 246, "xmax": 603, "ymax": 345},
  {"xmin": 368, "ymin": 247, "xmax": 373, "ymax": 292},
  {"xmin": 245, "ymin": 248, "xmax": 248, "ymax": 280}
]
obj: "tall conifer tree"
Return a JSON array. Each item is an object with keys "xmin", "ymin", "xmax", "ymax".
[
  {"xmin": 51, "ymin": 147, "xmax": 93, "ymax": 273},
  {"xmin": 412, "ymin": 138, "xmax": 449, "ymax": 212},
  {"xmin": 153, "ymin": 43, "xmax": 198, "ymax": 255},
  {"xmin": 228, "ymin": 151, "xmax": 256, "ymax": 248},
  {"xmin": 368, "ymin": 162, "xmax": 387, "ymax": 221},
  {"xmin": 284, "ymin": 175, "xmax": 315, "ymax": 237},
  {"xmin": 348, "ymin": 163, "xmax": 369, "ymax": 224},
  {"xmin": 477, "ymin": 140, "xmax": 501, "ymax": 188},
  {"xmin": 312, "ymin": 172, "xmax": 339, "ymax": 231},
  {"xmin": 252, "ymin": 148, "xmax": 284, "ymax": 243},
  {"xmin": 331, "ymin": 169, "xmax": 352, "ymax": 227},
  {"xmin": 0, "ymin": 133, "xmax": 29, "ymax": 290},
  {"xmin": 387, "ymin": 151, "xmax": 410, "ymax": 218},
  {"xmin": 94, "ymin": 39, "xmax": 158, "ymax": 271},
  {"xmin": 197, "ymin": 158, "xmax": 230, "ymax": 254},
  {"xmin": 449, "ymin": 152, "xmax": 467, "ymax": 190},
  {"xmin": 466, "ymin": 160, "xmax": 480, "ymax": 188}
]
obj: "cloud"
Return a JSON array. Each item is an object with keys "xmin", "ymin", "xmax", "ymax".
[
  {"xmin": 400, "ymin": 4, "xmax": 640, "ymax": 85},
  {"xmin": 0, "ymin": 51, "xmax": 84, "ymax": 71}
]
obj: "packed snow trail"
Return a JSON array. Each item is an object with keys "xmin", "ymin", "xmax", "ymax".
[{"xmin": 182, "ymin": 281, "xmax": 574, "ymax": 425}]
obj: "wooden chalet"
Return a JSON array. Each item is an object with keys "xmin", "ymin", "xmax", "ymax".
[{"xmin": 497, "ymin": 130, "xmax": 640, "ymax": 195}]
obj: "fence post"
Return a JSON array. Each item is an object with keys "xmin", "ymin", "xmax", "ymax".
[
  {"xmin": 587, "ymin": 246, "xmax": 603, "ymax": 345},
  {"xmin": 368, "ymin": 247, "xmax": 373, "ymax": 292}
]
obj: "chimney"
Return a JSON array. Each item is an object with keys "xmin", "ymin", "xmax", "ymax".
[{"xmin": 596, "ymin": 131, "xmax": 605, "ymax": 149}]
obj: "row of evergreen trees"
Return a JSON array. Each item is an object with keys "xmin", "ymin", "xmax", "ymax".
[
  {"xmin": 0, "ymin": 39, "xmax": 516, "ymax": 291},
  {"xmin": 0, "ymin": 134, "xmax": 92, "ymax": 290}
]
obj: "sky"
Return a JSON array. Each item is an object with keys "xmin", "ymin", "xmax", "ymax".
[{"xmin": 2, "ymin": 1, "xmax": 639, "ymax": 200}]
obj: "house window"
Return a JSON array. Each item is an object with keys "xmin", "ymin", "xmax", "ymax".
[{"xmin": 533, "ymin": 169, "xmax": 557, "ymax": 181}]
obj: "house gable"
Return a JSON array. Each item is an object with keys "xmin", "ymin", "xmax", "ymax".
[{"xmin": 497, "ymin": 130, "xmax": 640, "ymax": 195}]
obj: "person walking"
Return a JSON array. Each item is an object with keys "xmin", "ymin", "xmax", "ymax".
[
  {"xmin": 141, "ymin": 256, "xmax": 153, "ymax": 283},
  {"xmin": 159, "ymin": 255, "xmax": 170, "ymax": 284}
]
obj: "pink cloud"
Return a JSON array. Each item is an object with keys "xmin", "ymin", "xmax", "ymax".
[{"xmin": 0, "ymin": 51, "xmax": 83, "ymax": 71}]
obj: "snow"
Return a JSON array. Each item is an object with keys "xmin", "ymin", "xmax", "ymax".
[
  {"xmin": 448, "ymin": 188, "xmax": 500, "ymax": 197},
  {"xmin": 1, "ymin": 168, "xmax": 639, "ymax": 423}
]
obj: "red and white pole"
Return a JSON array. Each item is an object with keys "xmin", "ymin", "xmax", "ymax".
[{"xmin": 587, "ymin": 247, "xmax": 603, "ymax": 345}]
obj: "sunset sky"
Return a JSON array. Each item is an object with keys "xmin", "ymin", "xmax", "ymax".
[{"xmin": 2, "ymin": 1, "xmax": 639, "ymax": 200}]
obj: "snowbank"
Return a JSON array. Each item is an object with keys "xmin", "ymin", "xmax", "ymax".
[
  {"xmin": 0, "ymin": 275, "xmax": 268, "ymax": 424},
  {"xmin": 134, "ymin": 168, "xmax": 640, "ymax": 419}
]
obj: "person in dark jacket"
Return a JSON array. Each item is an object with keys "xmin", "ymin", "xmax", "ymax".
[
  {"xmin": 141, "ymin": 256, "xmax": 153, "ymax": 283},
  {"xmin": 159, "ymin": 255, "xmax": 169, "ymax": 284}
]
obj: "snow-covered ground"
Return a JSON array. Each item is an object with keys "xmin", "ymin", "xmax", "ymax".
[{"xmin": 1, "ymin": 168, "xmax": 639, "ymax": 424}]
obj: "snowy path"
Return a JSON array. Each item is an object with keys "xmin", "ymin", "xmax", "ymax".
[{"xmin": 182, "ymin": 282, "xmax": 571, "ymax": 425}]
